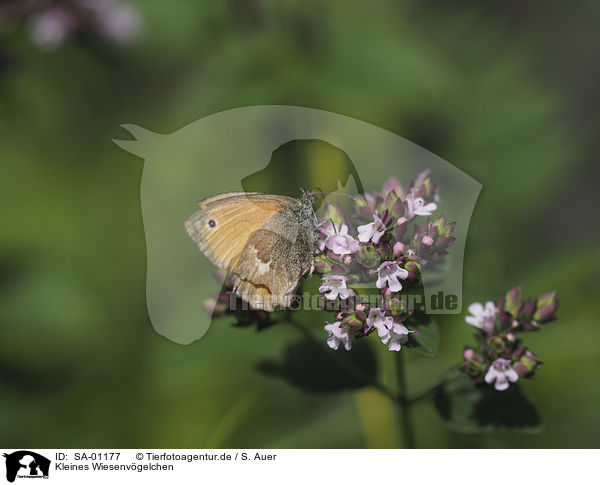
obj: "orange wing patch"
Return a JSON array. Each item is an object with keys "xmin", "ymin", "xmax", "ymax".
[{"xmin": 184, "ymin": 193, "xmax": 295, "ymax": 270}]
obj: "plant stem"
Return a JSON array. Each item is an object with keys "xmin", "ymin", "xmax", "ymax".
[
  {"xmin": 395, "ymin": 350, "xmax": 416, "ymax": 448},
  {"xmin": 286, "ymin": 314, "xmax": 460, "ymax": 449}
]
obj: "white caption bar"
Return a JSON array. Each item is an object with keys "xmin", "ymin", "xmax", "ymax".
[{"xmin": 1, "ymin": 449, "xmax": 596, "ymax": 484}]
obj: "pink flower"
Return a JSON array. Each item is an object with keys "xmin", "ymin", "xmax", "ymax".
[
  {"xmin": 406, "ymin": 192, "xmax": 437, "ymax": 218},
  {"xmin": 319, "ymin": 275, "xmax": 350, "ymax": 300},
  {"xmin": 422, "ymin": 235, "xmax": 433, "ymax": 246},
  {"xmin": 371, "ymin": 261, "xmax": 409, "ymax": 292},
  {"xmin": 325, "ymin": 224, "xmax": 360, "ymax": 256},
  {"xmin": 366, "ymin": 308, "xmax": 413, "ymax": 351},
  {"xmin": 94, "ymin": 1, "xmax": 142, "ymax": 44},
  {"xmin": 357, "ymin": 214, "xmax": 387, "ymax": 244},
  {"xmin": 30, "ymin": 7, "xmax": 74, "ymax": 49},
  {"xmin": 365, "ymin": 308, "xmax": 392, "ymax": 333},
  {"xmin": 317, "ymin": 220, "xmax": 338, "ymax": 251},
  {"xmin": 465, "ymin": 301, "xmax": 496, "ymax": 335},
  {"xmin": 324, "ymin": 321, "xmax": 351, "ymax": 350},
  {"xmin": 485, "ymin": 358, "xmax": 519, "ymax": 391}
]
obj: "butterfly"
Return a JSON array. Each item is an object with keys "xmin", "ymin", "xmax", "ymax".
[{"xmin": 185, "ymin": 191, "xmax": 318, "ymax": 311}]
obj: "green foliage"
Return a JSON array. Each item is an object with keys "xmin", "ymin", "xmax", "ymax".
[
  {"xmin": 434, "ymin": 376, "xmax": 541, "ymax": 433},
  {"xmin": 405, "ymin": 314, "xmax": 440, "ymax": 356},
  {"xmin": 257, "ymin": 339, "xmax": 377, "ymax": 392}
]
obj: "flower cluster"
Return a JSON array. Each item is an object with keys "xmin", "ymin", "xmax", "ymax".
[
  {"xmin": 0, "ymin": 0, "xmax": 141, "ymax": 50},
  {"xmin": 461, "ymin": 286, "xmax": 558, "ymax": 391},
  {"xmin": 317, "ymin": 171, "xmax": 457, "ymax": 351}
]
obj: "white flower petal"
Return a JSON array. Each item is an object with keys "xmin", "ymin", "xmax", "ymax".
[
  {"xmin": 397, "ymin": 268, "xmax": 409, "ymax": 279},
  {"xmin": 484, "ymin": 301, "xmax": 496, "ymax": 315},
  {"xmin": 484, "ymin": 367, "xmax": 498, "ymax": 384},
  {"xmin": 387, "ymin": 276, "xmax": 403, "ymax": 292},
  {"xmin": 388, "ymin": 339, "xmax": 402, "ymax": 351},
  {"xmin": 506, "ymin": 368, "xmax": 519, "ymax": 383},
  {"xmin": 468, "ymin": 302, "xmax": 484, "ymax": 317},
  {"xmin": 494, "ymin": 376, "xmax": 509, "ymax": 391},
  {"xmin": 465, "ymin": 315, "xmax": 480, "ymax": 327}
]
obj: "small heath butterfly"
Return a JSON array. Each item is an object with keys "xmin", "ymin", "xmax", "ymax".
[{"xmin": 185, "ymin": 191, "xmax": 317, "ymax": 311}]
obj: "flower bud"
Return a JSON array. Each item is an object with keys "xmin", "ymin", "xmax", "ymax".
[
  {"xmin": 384, "ymin": 191, "xmax": 399, "ymax": 210},
  {"xmin": 392, "ymin": 242, "xmax": 405, "ymax": 257},
  {"xmin": 461, "ymin": 347, "xmax": 486, "ymax": 379},
  {"xmin": 497, "ymin": 309, "xmax": 512, "ymax": 330},
  {"xmin": 513, "ymin": 348, "xmax": 542, "ymax": 378},
  {"xmin": 357, "ymin": 205, "xmax": 374, "ymax": 219},
  {"xmin": 533, "ymin": 290, "xmax": 558, "ymax": 323},
  {"xmin": 435, "ymin": 236, "xmax": 450, "ymax": 248},
  {"xmin": 521, "ymin": 299, "xmax": 537, "ymax": 318},
  {"xmin": 534, "ymin": 304, "xmax": 557, "ymax": 323},
  {"xmin": 391, "ymin": 198, "xmax": 404, "ymax": 219},
  {"xmin": 503, "ymin": 285, "xmax": 522, "ymax": 315},
  {"xmin": 337, "ymin": 310, "xmax": 367, "ymax": 335},
  {"xmin": 487, "ymin": 335, "xmax": 513, "ymax": 360},
  {"xmin": 422, "ymin": 235, "xmax": 433, "ymax": 246},
  {"xmin": 383, "ymin": 177, "xmax": 402, "ymax": 196},
  {"xmin": 404, "ymin": 261, "xmax": 420, "ymax": 273},
  {"xmin": 347, "ymin": 316, "xmax": 364, "ymax": 331}
]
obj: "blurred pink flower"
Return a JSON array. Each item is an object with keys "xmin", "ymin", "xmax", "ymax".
[{"xmin": 465, "ymin": 301, "xmax": 496, "ymax": 334}]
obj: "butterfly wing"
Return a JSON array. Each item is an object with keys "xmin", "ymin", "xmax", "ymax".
[
  {"xmin": 231, "ymin": 210, "xmax": 315, "ymax": 310},
  {"xmin": 185, "ymin": 192, "xmax": 301, "ymax": 269},
  {"xmin": 185, "ymin": 192, "xmax": 315, "ymax": 311}
]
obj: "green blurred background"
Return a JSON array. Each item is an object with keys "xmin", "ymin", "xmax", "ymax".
[{"xmin": 1, "ymin": 0, "xmax": 599, "ymax": 448}]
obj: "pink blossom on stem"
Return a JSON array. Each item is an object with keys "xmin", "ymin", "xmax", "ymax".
[
  {"xmin": 324, "ymin": 321, "xmax": 351, "ymax": 350},
  {"xmin": 319, "ymin": 275, "xmax": 350, "ymax": 301},
  {"xmin": 484, "ymin": 358, "xmax": 519, "ymax": 391},
  {"xmin": 357, "ymin": 214, "xmax": 387, "ymax": 244},
  {"xmin": 371, "ymin": 261, "xmax": 409, "ymax": 292}
]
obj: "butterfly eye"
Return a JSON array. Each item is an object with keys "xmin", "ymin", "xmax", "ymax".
[{"xmin": 208, "ymin": 219, "xmax": 216, "ymax": 228}]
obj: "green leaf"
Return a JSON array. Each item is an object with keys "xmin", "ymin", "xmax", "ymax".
[
  {"xmin": 433, "ymin": 375, "xmax": 541, "ymax": 432},
  {"xmin": 257, "ymin": 339, "xmax": 377, "ymax": 392},
  {"xmin": 404, "ymin": 313, "xmax": 440, "ymax": 356}
]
